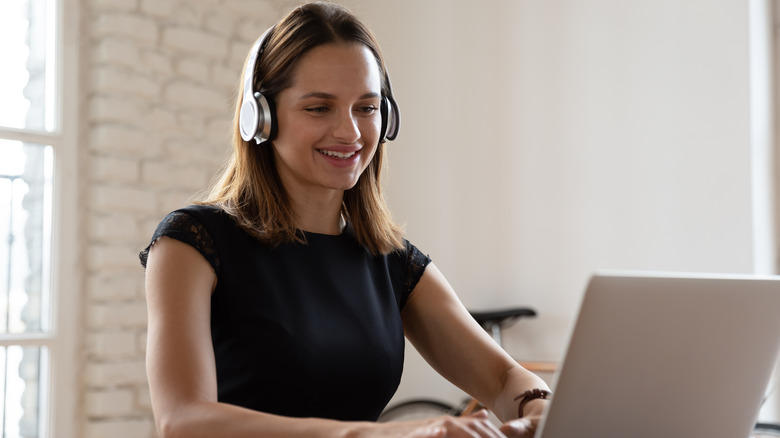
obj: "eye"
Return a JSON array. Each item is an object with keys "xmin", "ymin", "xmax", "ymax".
[
  {"xmin": 357, "ymin": 105, "xmax": 379, "ymax": 115},
  {"xmin": 305, "ymin": 106, "xmax": 330, "ymax": 114}
]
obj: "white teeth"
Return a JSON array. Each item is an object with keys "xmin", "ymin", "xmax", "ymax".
[{"xmin": 319, "ymin": 149, "xmax": 356, "ymax": 159}]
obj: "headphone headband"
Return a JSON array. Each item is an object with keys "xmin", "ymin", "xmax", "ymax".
[{"xmin": 242, "ymin": 27, "xmax": 273, "ymax": 109}]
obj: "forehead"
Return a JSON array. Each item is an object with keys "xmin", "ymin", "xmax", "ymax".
[{"xmin": 287, "ymin": 42, "xmax": 382, "ymax": 95}]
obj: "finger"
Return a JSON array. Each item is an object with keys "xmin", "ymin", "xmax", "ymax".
[
  {"xmin": 468, "ymin": 410, "xmax": 506, "ymax": 438},
  {"xmin": 466, "ymin": 409, "xmax": 490, "ymax": 418},
  {"xmin": 471, "ymin": 419, "xmax": 506, "ymax": 438},
  {"xmin": 499, "ymin": 418, "xmax": 536, "ymax": 438},
  {"xmin": 408, "ymin": 425, "xmax": 446, "ymax": 438},
  {"xmin": 499, "ymin": 418, "xmax": 534, "ymax": 438},
  {"xmin": 442, "ymin": 413, "xmax": 506, "ymax": 438}
]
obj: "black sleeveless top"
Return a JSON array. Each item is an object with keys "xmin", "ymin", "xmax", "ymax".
[{"xmin": 139, "ymin": 205, "xmax": 431, "ymax": 421}]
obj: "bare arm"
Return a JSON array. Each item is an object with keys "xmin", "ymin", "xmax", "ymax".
[
  {"xmin": 145, "ymin": 238, "xmax": 507, "ymax": 438},
  {"xmin": 401, "ymin": 264, "xmax": 550, "ymax": 424}
]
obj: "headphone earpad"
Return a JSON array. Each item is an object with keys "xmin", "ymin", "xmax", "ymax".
[
  {"xmin": 253, "ymin": 92, "xmax": 276, "ymax": 144},
  {"xmin": 383, "ymin": 95, "xmax": 400, "ymax": 142},
  {"xmin": 379, "ymin": 97, "xmax": 390, "ymax": 143}
]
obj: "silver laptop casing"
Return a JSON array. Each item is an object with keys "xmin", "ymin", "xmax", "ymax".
[{"xmin": 536, "ymin": 272, "xmax": 780, "ymax": 438}]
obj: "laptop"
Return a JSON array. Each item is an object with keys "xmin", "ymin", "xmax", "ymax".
[{"xmin": 535, "ymin": 271, "xmax": 780, "ymax": 438}]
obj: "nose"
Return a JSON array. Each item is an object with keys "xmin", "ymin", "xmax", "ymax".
[{"xmin": 332, "ymin": 110, "xmax": 360, "ymax": 143}]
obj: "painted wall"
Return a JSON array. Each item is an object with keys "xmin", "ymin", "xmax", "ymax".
[{"xmin": 346, "ymin": 0, "xmax": 763, "ymax": 412}]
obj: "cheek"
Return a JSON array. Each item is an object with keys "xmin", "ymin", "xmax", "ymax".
[
  {"xmin": 359, "ymin": 118, "xmax": 382, "ymax": 164},
  {"xmin": 361, "ymin": 116, "xmax": 382, "ymax": 143},
  {"xmin": 275, "ymin": 118, "xmax": 318, "ymax": 148},
  {"xmin": 363, "ymin": 145, "xmax": 378, "ymax": 163},
  {"xmin": 360, "ymin": 144, "xmax": 380, "ymax": 174}
]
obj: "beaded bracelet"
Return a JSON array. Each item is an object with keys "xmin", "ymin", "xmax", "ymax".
[{"xmin": 514, "ymin": 389, "xmax": 551, "ymax": 418}]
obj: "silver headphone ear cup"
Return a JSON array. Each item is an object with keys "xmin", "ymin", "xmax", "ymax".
[
  {"xmin": 254, "ymin": 92, "xmax": 274, "ymax": 144},
  {"xmin": 239, "ymin": 97, "xmax": 259, "ymax": 142}
]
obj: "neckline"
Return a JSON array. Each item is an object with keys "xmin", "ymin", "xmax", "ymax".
[
  {"xmin": 298, "ymin": 216, "xmax": 347, "ymax": 237},
  {"xmin": 300, "ymin": 221, "xmax": 353, "ymax": 238}
]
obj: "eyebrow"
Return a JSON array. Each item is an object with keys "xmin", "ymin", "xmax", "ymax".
[{"xmin": 299, "ymin": 91, "xmax": 381, "ymax": 101}]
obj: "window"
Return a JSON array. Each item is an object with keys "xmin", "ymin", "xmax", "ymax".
[{"xmin": 0, "ymin": 0, "xmax": 77, "ymax": 436}]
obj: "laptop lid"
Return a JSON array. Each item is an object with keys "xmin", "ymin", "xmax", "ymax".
[{"xmin": 535, "ymin": 272, "xmax": 780, "ymax": 438}]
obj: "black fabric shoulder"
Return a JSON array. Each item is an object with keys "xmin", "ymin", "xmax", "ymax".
[
  {"xmin": 139, "ymin": 208, "xmax": 220, "ymax": 275},
  {"xmin": 398, "ymin": 239, "xmax": 432, "ymax": 308}
]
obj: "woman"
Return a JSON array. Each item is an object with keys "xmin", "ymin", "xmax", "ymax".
[{"xmin": 141, "ymin": 2, "xmax": 550, "ymax": 437}]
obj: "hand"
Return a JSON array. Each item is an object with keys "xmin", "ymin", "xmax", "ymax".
[
  {"xmin": 426, "ymin": 410, "xmax": 508, "ymax": 437},
  {"xmin": 497, "ymin": 417, "xmax": 536, "ymax": 438},
  {"xmin": 371, "ymin": 410, "xmax": 509, "ymax": 437},
  {"xmin": 498, "ymin": 398, "xmax": 548, "ymax": 438}
]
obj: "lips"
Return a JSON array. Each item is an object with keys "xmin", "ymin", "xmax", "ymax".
[
  {"xmin": 318, "ymin": 149, "xmax": 357, "ymax": 159},
  {"xmin": 315, "ymin": 146, "xmax": 362, "ymax": 168}
]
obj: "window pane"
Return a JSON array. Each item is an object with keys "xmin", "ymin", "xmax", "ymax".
[
  {"xmin": 0, "ymin": 345, "xmax": 49, "ymax": 438},
  {"xmin": 0, "ymin": 0, "xmax": 57, "ymax": 132},
  {"xmin": 0, "ymin": 140, "xmax": 52, "ymax": 334}
]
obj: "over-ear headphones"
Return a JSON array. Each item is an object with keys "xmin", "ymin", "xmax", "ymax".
[
  {"xmin": 239, "ymin": 26, "xmax": 277, "ymax": 145},
  {"xmin": 238, "ymin": 26, "xmax": 401, "ymax": 145}
]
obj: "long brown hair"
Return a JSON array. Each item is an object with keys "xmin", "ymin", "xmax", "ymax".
[{"xmin": 202, "ymin": 2, "xmax": 404, "ymax": 255}]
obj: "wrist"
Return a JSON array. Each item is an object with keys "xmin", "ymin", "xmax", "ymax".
[
  {"xmin": 520, "ymin": 397, "xmax": 547, "ymax": 418},
  {"xmin": 344, "ymin": 421, "xmax": 378, "ymax": 438},
  {"xmin": 514, "ymin": 389, "xmax": 551, "ymax": 419}
]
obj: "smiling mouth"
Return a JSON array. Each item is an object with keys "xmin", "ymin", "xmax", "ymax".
[{"xmin": 318, "ymin": 149, "xmax": 357, "ymax": 159}]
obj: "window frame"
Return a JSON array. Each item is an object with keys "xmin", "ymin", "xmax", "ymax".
[
  {"xmin": 749, "ymin": 1, "xmax": 779, "ymax": 273},
  {"xmin": 749, "ymin": 0, "xmax": 780, "ymax": 423},
  {"xmin": 49, "ymin": 0, "xmax": 81, "ymax": 435},
  {"xmin": 0, "ymin": 0, "xmax": 81, "ymax": 435}
]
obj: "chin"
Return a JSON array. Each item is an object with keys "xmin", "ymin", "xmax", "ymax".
[
  {"xmin": 338, "ymin": 181, "xmax": 360, "ymax": 192},
  {"xmin": 335, "ymin": 173, "xmax": 364, "ymax": 190}
]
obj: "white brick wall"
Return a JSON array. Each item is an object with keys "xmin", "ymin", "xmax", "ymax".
[{"xmin": 82, "ymin": 0, "xmax": 298, "ymax": 436}]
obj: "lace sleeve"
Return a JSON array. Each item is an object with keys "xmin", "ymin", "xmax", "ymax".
[
  {"xmin": 138, "ymin": 210, "xmax": 220, "ymax": 275},
  {"xmin": 400, "ymin": 240, "xmax": 431, "ymax": 308}
]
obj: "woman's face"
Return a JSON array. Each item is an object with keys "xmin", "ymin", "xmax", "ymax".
[{"xmin": 271, "ymin": 42, "xmax": 383, "ymax": 199}]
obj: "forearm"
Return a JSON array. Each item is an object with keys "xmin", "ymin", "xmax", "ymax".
[
  {"xmin": 155, "ymin": 400, "xmax": 373, "ymax": 438},
  {"xmin": 490, "ymin": 365, "xmax": 551, "ymax": 422}
]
